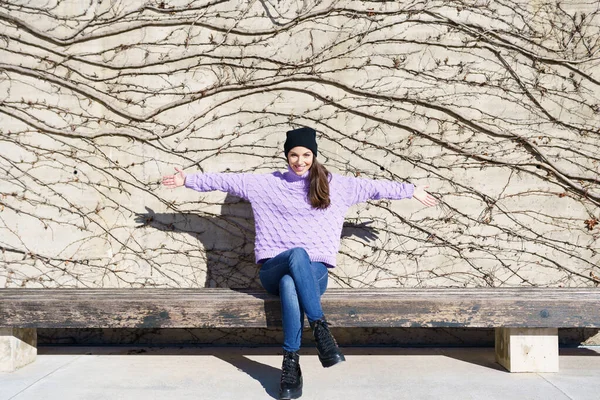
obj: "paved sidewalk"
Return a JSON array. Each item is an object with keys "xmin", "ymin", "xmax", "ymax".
[{"xmin": 2, "ymin": 346, "xmax": 599, "ymax": 400}]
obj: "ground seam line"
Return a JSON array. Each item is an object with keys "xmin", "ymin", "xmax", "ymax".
[
  {"xmin": 537, "ymin": 373, "xmax": 573, "ymax": 400},
  {"xmin": 8, "ymin": 355, "xmax": 85, "ymax": 400}
]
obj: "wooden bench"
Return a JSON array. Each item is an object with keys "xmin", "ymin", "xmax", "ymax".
[{"xmin": 2, "ymin": 288, "xmax": 599, "ymax": 373}]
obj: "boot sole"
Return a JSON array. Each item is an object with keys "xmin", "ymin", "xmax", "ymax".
[
  {"xmin": 319, "ymin": 352, "xmax": 346, "ymax": 368},
  {"xmin": 279, "ymin": 387, "xmax": 302, "ymax": 399}
]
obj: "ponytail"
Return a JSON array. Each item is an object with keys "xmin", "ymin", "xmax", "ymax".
[{"xmin": 308, "ymin": 158, "xmax": 331, "ymax": 209}]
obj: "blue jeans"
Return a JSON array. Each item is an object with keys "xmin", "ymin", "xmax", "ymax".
[{"xmin": 259, "ymin": 247, "xmax": 329, "ymax": 352}]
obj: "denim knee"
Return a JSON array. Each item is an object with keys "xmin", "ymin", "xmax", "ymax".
[{"xmin": 288, "ymin": 247, "xmax": 309, "ymax": 263}]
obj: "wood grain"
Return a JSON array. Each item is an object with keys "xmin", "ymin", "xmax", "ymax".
[{"xmin": 1, "ymin": 288, "xmax": 599, "ymax": 329}]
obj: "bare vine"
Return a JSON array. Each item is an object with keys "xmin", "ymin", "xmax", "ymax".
[{"xmin": 0, "ymin": 0, "xmax": 598, "ymax": 288}]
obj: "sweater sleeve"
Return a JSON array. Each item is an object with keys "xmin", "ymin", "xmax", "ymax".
[
  {"xmin": 184, "ymin": 172, "xmax": 252, "ymax": 200},
  {"xmin": 343, "ymin": 175, "xmax": 414, "ymax": 206}
]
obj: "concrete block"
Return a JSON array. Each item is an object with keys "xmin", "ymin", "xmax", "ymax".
[
  {"xmin": 495, "ymin": 327, "xmax": 558, "ymax": 372},
  {"xmin": 0, "ymin": 328, "xmax": 37, "ymax": 372}
]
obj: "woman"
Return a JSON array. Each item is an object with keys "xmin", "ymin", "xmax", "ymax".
[{"xmin": 162, "ymin": 126, "xmax": 437, "ymax": 399}]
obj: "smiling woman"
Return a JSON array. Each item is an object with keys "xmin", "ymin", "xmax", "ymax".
[
  {"xmin": 162, "ymin": 125, "xmax": 437, "ymax": 400},
  {"xmin": 287, "ymin": 148, "xmax": 313, "ymax": 176},
  {"xmin": 284, "ymin": 128, "xmax": 331, "ymax": 210}
]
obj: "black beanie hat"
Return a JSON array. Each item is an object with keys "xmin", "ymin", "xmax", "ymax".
[{"xmin": 284, "ymin": 127, "xmax": 318, "ymax": 158}]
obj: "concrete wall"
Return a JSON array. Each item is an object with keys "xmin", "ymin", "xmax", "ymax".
[{"xmin": 1, "ymin": 0, "xmax": 599, "ymax": 292}]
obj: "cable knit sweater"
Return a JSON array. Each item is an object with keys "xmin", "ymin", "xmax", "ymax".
[{"xmin": 184, "ymin": 166, "xmax": 414, "ymax": 267}]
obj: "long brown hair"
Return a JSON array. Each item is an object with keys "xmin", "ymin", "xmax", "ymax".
[{"xmin": 308, "ymin": 158, "xmax": 331, "ymax": 209}]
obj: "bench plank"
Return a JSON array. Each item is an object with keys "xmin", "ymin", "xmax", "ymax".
[{"xmin": 1, "ymin": 288, "xmax": 599, "ymax": 329}]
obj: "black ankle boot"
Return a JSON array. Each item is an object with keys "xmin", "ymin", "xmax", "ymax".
[
  {"xmin": 310, "ymin": 318, "xmax": 346, "ymax": 368},
  {"xmin": 279, "ymin": 350, "xmax": 302, "ymax": 399}
]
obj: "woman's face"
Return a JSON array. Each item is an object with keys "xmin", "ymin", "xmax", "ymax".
[{"xmin": 287, "ymin": 146, "xmax": 314, "ymax": 175}]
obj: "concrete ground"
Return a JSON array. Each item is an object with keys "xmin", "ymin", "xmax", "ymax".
[{"xmin": 1, "ymin": 346, "xmax": 600, "ymax": 400}]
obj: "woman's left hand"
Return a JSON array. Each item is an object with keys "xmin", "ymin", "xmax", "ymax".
[{"xmin": 413, "ymin": 185, "xmax": 438, "ymax": 207}]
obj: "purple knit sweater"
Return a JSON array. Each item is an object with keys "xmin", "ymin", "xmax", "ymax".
[{"xmin": 184, "ymin": 166, "xmax": 414, "ymax": 267}]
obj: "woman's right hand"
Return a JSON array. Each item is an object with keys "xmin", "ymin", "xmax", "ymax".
[{"xmin": 162, "ymin": 167, "xmax": 186, "ymax": 189}]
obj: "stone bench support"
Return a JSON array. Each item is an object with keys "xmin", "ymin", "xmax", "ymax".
[
  {"xmin": 0, "ymin": 328, "xmax": 37, "ymax": 372},
  {"xmin": 495, "ymin": 327, "xmax": 559, "ymax": 372}
]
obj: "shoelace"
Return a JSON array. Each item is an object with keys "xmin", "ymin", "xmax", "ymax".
[
  {"xmin": 314, "ymin": 320, "xmax": 338, "ymax": 353},
  {"xmin": 281, "ymin": 354, "xmax": 299, "ymax": 384}
]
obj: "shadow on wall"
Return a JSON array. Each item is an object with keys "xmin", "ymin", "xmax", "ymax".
[
  {"xmin": 135, "ymin": 193, "xmax": 257, "ymax": 288},
  {"xmin": 134, "ymin": 193, "xmax": 380, "ymax": 288}
]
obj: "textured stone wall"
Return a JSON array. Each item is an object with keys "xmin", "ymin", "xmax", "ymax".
[{"xmin": 1, "ymin": 0, "xmax": 599, "ymax": 290}]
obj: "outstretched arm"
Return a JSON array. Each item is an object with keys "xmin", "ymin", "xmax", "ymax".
[
  {"xmin": 162, "ymin": 167, "xmax": 251, "ymax": 200},
  {"xmin": 162, "ymin": 167, "xmax": 186, "ymax": 189},
  {"xmin": 343, "ymin": 175, "xmax": 438, "ymax": 208},
  {"xmin": 413, "ymin": 185, "xmax": 438, "ymax": 207}
]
